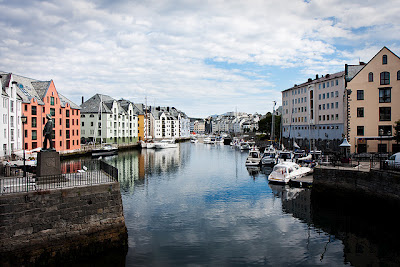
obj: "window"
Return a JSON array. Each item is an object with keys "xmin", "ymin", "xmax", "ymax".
[
  {"xmin": 50, "ymin": 96, "xmax": 54, "ymax": 105},
  {"xmin": 66, "ymin": 119, "xmax": 70, "ymax": 128},
  {"xmin": 397, "ymin": 70, "xmax": 400, "ymax": 80},
  {"xmin": 31, "ymin": 117, "xmax": 37, "ymax": 128},
  {"xmin": 32, "ymin": 130, "xmax": 37, "ymax": 140},
  {"xmin": 357, "ymin": 90, "xmax": 364, "ymax": 100},
  {"xmin": 50, "ymin": 108, "xmax": 55, "ymax": 117},
  {"xmin": 379, "ymin": 88, "xmax": 391, "ymax": 103},
  {"xmin": 357, "ymin": 107, "xmax": 364, "ymax": 117},
  {"xmin": 66, "ymin": 110, "xmax": 70, "ymax": 117},
  {"xmin": 379, "ymin": 107, "xmax": 391, "ymax": 121},
  {"xmin": 380, "ymin": 72, "xmax": 390, "ymax": 85},
  {"xmin": 31, "ymin": 106, "xmax": 37, "ymax": 115},
  {"xmin": 368, "ymin": 72, "xmax": 373, "ymax": 82},
  {"xmin": 378, "ymin": 125, "xmax": 392, "ymax": 136},
  {"xmin": 382, "ymin": 55, "xmax": 387, "ymax": 65},
  {"xmin": 357, "ymin": 126, "xmax": 364, "ymax": 136}
]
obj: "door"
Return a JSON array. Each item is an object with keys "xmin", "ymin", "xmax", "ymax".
[{"xmin": 357, "ymin": 144, "xmax": 367, "ymax": 154}]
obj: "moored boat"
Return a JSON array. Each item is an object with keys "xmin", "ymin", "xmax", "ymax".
[
  {"xmin": 92, "ymin": 144, "xmax": 118, "ymax": 157},
  {"xmin": 154, "ymin": 139, "xmax": 178, "ymax": 149},
  {"xmin": 245, "ymin": 147, "xmax": 262, "ymax": 166},
  {"xmin": 268, "ymin": 162, "xmax": 312, "ymax": 184}
]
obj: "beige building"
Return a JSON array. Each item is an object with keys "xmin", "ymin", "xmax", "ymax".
[
  {"xmin": 346, "ymin": 47, "xmax": 400, "ymax": 154},
  {"xmin": 281, "ymin": 71, "xmax": 346, "ymax": 151}
]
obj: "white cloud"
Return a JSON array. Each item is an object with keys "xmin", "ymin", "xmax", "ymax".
[{"xmin": 1, "ymin": 0, "xmax": 400, "ymax": 117}]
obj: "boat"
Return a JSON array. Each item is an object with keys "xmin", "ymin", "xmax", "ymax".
[
  {"xmin": 245, "ymin": 147, "xmax": 262, "ymax": 166},
  {"xmin": 277, "ymin": 151, "xmax": 294, "ymax": 163},
  {"xmin": 239, "ymin": 142, "xmax": 251, "ymax": 150},
  {"xmin": 154, "ymin": 139, "xmax": 178, "ymax": 149},
  {"xmin": 190, "ymin": 139, "xmax": 198, "ymax": 143},
  {"xmin": 268, "ymin": 162, "xmax": 312, "ymax": 184},
  {"xmin": 203, "ymin": 137, "xmax": 212, "ymax": 144},
  {"xmin": 261, "ymin": 145, "xmax": 278, "ymax": 165},
  {"xmin": 92, "ymin": 144, "xmax": 118, "ymax": 157},
  {"xmin": 215, "ymin": 137, "xmax": 224, "ymax": 145},
  {"xmin": 141, "ymin": 140, "xmax": 156, "ymax": 149}
]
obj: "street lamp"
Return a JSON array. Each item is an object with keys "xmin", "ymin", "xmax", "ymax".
[
  {"xmin": 21, "ymin": 115, "xmax": 27, "ymax": 179},
  {"xmin": 388, "ymin": 130, "xmax": 392, "ymax": 154}
]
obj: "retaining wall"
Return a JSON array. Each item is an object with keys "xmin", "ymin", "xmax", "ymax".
[
  {"xmin": 313, "ymin": 167, "xmax": 400, "ymax": 200},
  {"xmin": 0, "ymin": 182, "xmax": 127, "ymax": 265}
]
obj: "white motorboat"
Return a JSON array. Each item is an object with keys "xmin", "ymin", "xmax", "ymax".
[
  {"xmin": 261, "ymin": 145, "xmax": 278, "ymax": 165},
  {"xmin": 190, "ymin": 139, "xmax": 198, "ymax": 143},
  {"xmin": 92, "ymin": 144, "xmax": 118, "ymax": 157},
  {"xmin": 245, "ymin": 147, "xmax": 262, "ymax": 166},
  {"xmin": 203, "ymin": 137, "xmax": 212, "ymax": 144},
  {"xmin": 240, "ymin": 142, "xmax": 251, "ymax": 150},
  {"xmin": 268, "ymin": 162, "xmax": 312, "ymax": 184},
  {"xmin": 154, "ymin": 139, "xmax": 178, "ymax": 149},
  {"xmin": 277, "ymin": 151, "xmax": 294, "ymax": 163},
  {"xmin": 141, "ymin": 141, "xmax": 156, "ymax": 149}
]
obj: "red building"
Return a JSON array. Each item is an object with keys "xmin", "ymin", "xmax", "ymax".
[{"xmin": 12, "ymin": 74, "xmax": 81, "ymax": 152}]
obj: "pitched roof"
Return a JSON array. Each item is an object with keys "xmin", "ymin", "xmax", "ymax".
[{"xmin": 80, "ymin": 93, "xmax": 114, "ymax": 113}]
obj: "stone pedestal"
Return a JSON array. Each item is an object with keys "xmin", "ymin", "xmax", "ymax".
[{"xmin": 36, "ymin": 151, "xmax": 61, "ymax": 181}]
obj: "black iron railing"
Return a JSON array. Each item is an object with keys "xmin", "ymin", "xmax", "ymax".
[{"xmin": 1, "ymin": 159, "xmax": 118, "ymax": 195}]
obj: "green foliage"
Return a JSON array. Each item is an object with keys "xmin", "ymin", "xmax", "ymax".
[{"xmin": 258, "ymin": 113, "xmax": 281, "ymax": 140}]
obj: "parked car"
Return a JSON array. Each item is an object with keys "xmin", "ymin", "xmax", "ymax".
[{"xmin": 385, "ymin": 152, "xmax": 400, "ymax": 169}]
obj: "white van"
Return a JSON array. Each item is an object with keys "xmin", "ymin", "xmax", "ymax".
[{"xmin": 385, "ymin": 152, "xmax": 400, "ymax": 168}]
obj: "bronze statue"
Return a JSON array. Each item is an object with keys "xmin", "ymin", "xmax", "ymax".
[{"xmin": 42, "ymin": 114, "xmax": 55, "ymax": 151}]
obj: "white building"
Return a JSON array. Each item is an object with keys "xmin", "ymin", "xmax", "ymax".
[
  {"xmin": 281, "ymin": 72, "xmax": 346, "ymax": 150},
  {"xmin": 80, "ymin": 94, "xmax": 138, "ymax": 144},
  {"xmin": 1, "ymin": 73, "xmax": 23, "ymax": 159}
]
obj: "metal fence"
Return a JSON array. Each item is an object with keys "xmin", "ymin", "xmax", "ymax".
[{"xmin": 1, "ymin": 160, "xmax": 118, "ymax": 195}]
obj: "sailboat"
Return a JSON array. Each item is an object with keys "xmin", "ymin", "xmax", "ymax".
[{"xmin": 92, "ymin": 95, "xmax": 118, "ymax": 157}]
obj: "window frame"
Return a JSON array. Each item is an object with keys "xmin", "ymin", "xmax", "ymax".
[
  {"xmin": 379, "ymin": 87, "xmax": 391, "ymax": 103},
  {"xmin": 379, "ymin": 107, "xmax": 391, "ymax": 121},
  {"xmin": 380, "ymin": 71, "xmax": 390, "ymax": 85},
  {"xmin": 368, "ymin": 72, "xmax": 373, "ymax": 82}
]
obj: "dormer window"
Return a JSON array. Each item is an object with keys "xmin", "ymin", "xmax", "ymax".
[{"xmin": 382, "ymin": 55, "xmax": 387, "ymax": 65}]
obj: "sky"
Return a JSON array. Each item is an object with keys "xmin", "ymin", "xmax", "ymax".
[{"xmin": 1, "ymin": 0, "xmax": 400, "ymax": 118}]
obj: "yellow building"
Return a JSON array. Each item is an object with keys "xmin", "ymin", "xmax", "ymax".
[{"xmin": 346, "ymin": 47, "xmax": 400, "ymax": 154}]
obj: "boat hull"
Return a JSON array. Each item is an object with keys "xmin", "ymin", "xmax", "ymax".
[{"xmin": 91, "ymin": 148, "xmax": 118, "ymax": 157}]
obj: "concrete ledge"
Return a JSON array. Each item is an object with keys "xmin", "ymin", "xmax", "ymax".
[
  {"xmin": 0, "ymin": 182, "xmax": 127, "ymax": 265},
  {"xmin": 313, "ymin": 167, "xmax": 400, "ymax": 201}
]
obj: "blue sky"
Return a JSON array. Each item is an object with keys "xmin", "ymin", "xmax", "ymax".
[{"xmin": 1, "ymin": 0, "xmax": 399, "ymax": 118}]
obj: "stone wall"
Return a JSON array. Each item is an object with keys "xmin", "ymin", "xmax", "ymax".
[
  {"xmin": 0, "ymin": 182, "xmax": 127, "ymax": 265},
  {"xmin": 313, "ymin": 167, "xmax": 400, "ymax": 200}
]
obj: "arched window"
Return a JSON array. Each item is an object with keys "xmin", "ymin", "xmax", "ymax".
[
  {"xmin": 368, "ymin": 72, "xmax": 373, "ymax": 82},
  {"xmin": 397, "ymin": 70, "xmax": 400, "ymax": 80},
  {"xmin": 382, "ymin": 55, "xmax": 388, "ymax": 64},
  {"xmin": 380, "ymin": 71, "xmax": 390, "ymax": 85}
]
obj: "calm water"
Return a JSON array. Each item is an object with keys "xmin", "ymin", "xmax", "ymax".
[{"xmin": 68, "ymin": 142, "xmax": 400, "ymax": 266}]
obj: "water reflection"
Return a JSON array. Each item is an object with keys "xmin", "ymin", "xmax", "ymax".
[{"xmin": 60, "ymin": 143, "xmax": 400, "ymax": 266}]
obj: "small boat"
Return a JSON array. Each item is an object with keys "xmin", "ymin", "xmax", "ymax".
[
  {"xmin": 154, "ymin": 139, "xmax": 178, "ymax": 149},
  {"xmin": 92, "ymin": 144, "xmax": 118, "ymax": 157},
  {"xmin": 268, "ymin": 162, "xmax": 312, "ymax": 184},
  {"xmin": 245, "ymin": 147, "xmax": 262, "ymax": 166},
  {"xmin": 141, "ymin": 141, "xmax": 156, "ymax": 149},
  {"xmin": 261, "ymin": 145, "xmax": 278, "ymax": 165},
  {"xmin": 203, "ymin": 137, "xmax": 212, "ymax": 144},
  {"xmin": 240, "ymin": 142, "xmax": 251, "ymax": 150},
  {"xmin": 190, "ymin": 139, "xmax": 198, "ymax": 143},
  {"xmin": 277, "ymin": 151, "xmax": 294, "ymax": 163}
]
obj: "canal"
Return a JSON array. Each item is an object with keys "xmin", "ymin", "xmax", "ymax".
[{"xmin": 66, "ymin": 142, "xmax": 400, "ymax": 266}]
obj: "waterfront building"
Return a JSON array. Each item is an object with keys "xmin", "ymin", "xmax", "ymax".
[
  {"xmin": 80, "ymin": 94, "xmax": 138, "ymax": 144},
  {"xmin": 1, "ymin": 72, "xmax": 80, "ymax": 158},
  {"xmin": 281, "ymin": 71, "xmax": 346, "ymax": 151},
  {"xmin": 133, "ymin": 103, "xmax": 146, "ymax": 142},
  {"xmin": 346, "ymin": 47, "xmax": 400, "ymax": 154},
  {"xmin": 150, "ymin": 107, "xmax": 180, "ymax": 139},
  {"xmin": 193, "ymin": 119, "xmax": 206, "ymax": 134}
]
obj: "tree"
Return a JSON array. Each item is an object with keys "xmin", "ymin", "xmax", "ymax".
[{"xmin": 258, "ymin": 113, "xmax": 281, "ymax": 140}]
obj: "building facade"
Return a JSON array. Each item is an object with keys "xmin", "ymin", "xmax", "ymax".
[
  {"xmin": 282, "ymin": 71, "xmax": 346, "ymax": 151},
  {"xmin": 346, "ymin": 47, "xmax": 400, "ymax": 154},
  {"xmin": 80, "ymin": 94, "xmax": 138, "ymax": 144},
  {"xmin": 1, "ymin": 72, "xmax": 80, "ymax": 158}
]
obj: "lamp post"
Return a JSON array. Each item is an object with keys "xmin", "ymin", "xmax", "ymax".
[
  {"xmin": 388, "ymin": 130, "xmax": 392, "ymax": 154},
  {"xmin": 21, "ymin": 115, "xmax": 27, "ymax": 179}
]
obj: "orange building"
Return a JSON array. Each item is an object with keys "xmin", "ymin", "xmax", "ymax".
[{"xmin": 11, "ymin": 73, "xmax": 81, "ymax": 152}]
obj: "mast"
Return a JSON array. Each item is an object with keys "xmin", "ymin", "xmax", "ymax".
[{"xmin": 271, "ymin": 101, "xmax": 276, "ymax": 142}]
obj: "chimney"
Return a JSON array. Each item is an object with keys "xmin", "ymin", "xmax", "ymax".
[
  {"xmin": 316, "ymin": 74, "xmax": 319, "ymax": 79},
  {"xmin": 82, "ymin": 96, "xmax": 84, "ymax": 104}
]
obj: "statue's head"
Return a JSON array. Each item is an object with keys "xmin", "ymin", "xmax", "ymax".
[{"xmin": 46, "ymin": 114, "xmax": 52, "ymax": 120}]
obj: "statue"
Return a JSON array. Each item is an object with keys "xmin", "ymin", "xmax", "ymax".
[{"xmin": 42, "ymin": 114, "xmax": 55, "ymax": 151}]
